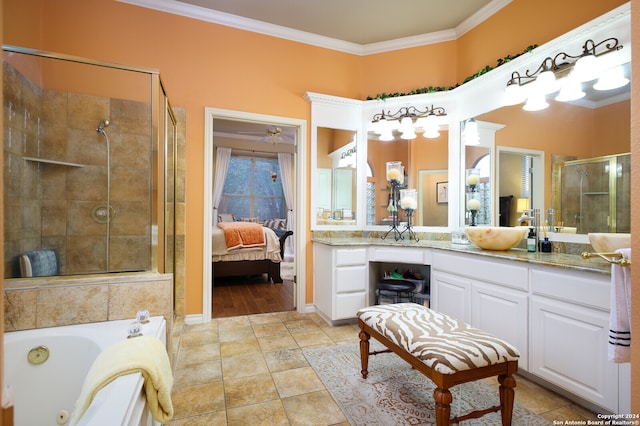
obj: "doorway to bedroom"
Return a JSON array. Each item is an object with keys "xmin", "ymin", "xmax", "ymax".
[{"xmin": 204, "ymin": 108, "xmax": 306, "ymax": 320}]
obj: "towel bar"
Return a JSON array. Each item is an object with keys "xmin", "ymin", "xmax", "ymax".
[{"xmin": 581, "ymin": 251, "xmax": 631, "ymax": 267}]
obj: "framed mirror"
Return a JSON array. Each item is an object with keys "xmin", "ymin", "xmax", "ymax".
[
  {"xmin": 457, "ymin": 4, "xmax": 630, "ymax": 239},
  {"xmin": 366, "ymin": 130, "xmax": 449, "ymax": 228},
  {"xmin": 471, "ymin": 66, "xmax": 630, "ymax": 235},
  {"xmin": 314, "ymin": 127, "xmax": 357, "ymax": 225}
]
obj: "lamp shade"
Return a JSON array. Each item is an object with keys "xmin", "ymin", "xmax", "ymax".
[
  {"xmin": 572, "ymin": 54, "xmax": 601, "ymax": 82},
  {"xmin": 555, "ymin": 77, "xmax": 586, "ymax": 102},
  {"xmin": 523, "ymin": 91, "xmax": 549, "ymax": 111},
  {"xmin": 536, "ymin": 70, "xmax": 560, "ymax": 94},
  {"xmin": 593, "ymin": 65, "xmax": 629, "ymax": 91},
  {"xmin": 503, "ymin": 83, "xmax": 526, "ymax": 106},
  {"xmin": 516, "ymin": 198, "xmax": 529, "ymax": 212},
  {"xmin": 464, "ymin": 119, "xmax": 479, "ymax": 146}
]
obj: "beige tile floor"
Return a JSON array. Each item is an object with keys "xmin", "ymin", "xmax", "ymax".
[{"xmin": 167, "ymin": 311, "xmax": 599, "ymax": 425}]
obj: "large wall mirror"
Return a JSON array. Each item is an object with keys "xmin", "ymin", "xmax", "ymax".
[
  {"xmin": 314, "ymin": 127, "xmax": 357, "ymax": 225},
  {"xmin": 474, "ymin": 89, "xmax": 629, "ymax": 235},
  {"xmin": 307, "ymin": 4, "xmax": 629, "ymax": 238},
  {"xmin": 366, "ymin": 130, "xmax": 449, "ymax": 228},
  {"xmin": 459, "ymin": 4, "xmax": 630, "ymax": 238}
]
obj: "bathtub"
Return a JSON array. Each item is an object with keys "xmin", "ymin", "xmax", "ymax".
[{"xmin": 4, "ymin": 316, "xmax": 167, "ymax": 426}]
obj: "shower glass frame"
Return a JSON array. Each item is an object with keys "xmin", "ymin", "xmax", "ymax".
[
  {"xmin": 2, "ymin": 44, "xmax": 176, "ymax": 278},
  {"xmin": 557, "ymin": 152, "xmax": 630, "ymax": 234}
]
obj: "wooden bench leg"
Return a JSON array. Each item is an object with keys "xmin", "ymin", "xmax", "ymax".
[
  {"xmin": 434, "ymin": 387, "xmax": 452, "ymax": 426},
  {"xmin": 358, "ymin": 329, "xmax": 370, "ymax": 379},
  {"xmin": 499, "ymin": 374, "xmax": 516, "ymax": 426}
]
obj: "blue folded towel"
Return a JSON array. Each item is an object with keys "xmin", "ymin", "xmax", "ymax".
[{"xmin": 19, "ymin": 249, "xmax": 59, "ymax": 277}]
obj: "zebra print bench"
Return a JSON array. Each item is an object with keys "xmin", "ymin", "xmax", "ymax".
[{"xmin": 357, "ymin": 303, "xmax": 520, "ymax": 426}]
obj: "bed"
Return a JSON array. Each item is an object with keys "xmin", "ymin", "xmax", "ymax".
[{"xmin": 212, "ymin": 222, "xmax": 293, "ymax": 283}]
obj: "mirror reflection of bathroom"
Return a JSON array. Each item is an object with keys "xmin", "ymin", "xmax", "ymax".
[
  {"xmin": 315, "ymin": 127, "xmax": 357, "ymax": 225},
  {"xmin": 556, "ymin": 153, "xmax": 630, "ymax": 234}
]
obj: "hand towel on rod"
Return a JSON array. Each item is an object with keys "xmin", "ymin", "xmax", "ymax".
[{"xmin": 608, "ymin": 248, "xmax": 631, "ymax": 363}]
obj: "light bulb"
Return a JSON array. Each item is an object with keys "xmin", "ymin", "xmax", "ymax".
[
  {"xmin": 594, "ymin": 65, "xmax": 629, "ymax": 91},
  {"xmin": 555, "ymin": 77, "xmax": 585, "ymax": 102},
  {"xmin": 523, "ymin": 91, "xmax": 549, "ymax": 111},
  {"xmin": 536, "ymin": 70, "xmax": 560, "ymax": 94},
  {"xmin": 503, "ymin": 83, "xmax": 526, "ymax": 106},
  {"xmin": 572, "ymin": 54, "xmax": 600, "ymax": 82}
]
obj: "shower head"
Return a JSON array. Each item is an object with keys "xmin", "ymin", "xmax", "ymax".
[{"xmin": 96, "ymin": 120, "xmax": 110, "ymax": 133}]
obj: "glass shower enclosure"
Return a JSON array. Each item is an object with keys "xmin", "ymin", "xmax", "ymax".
[
  {"xmin": 3, "ymin": 45, "xmax": 176, "ymax": 278},
  {"xmin": 558, "ymin": 153, "xmax": 630, "ymax": 234}
]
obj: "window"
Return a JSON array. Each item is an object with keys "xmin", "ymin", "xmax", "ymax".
[{"xmin": 219, "ymin": 156, "xmax": 285, "ymax": 221}]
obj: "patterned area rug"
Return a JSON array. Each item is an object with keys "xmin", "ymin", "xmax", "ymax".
[{"xmin": 303, "ymin": 342, "xmax": 549, "ymax": 425}]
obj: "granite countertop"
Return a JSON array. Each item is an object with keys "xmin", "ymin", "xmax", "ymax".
[{"xmin": 312, "ymin": 236, "xmax": 612, "ymax": 275}]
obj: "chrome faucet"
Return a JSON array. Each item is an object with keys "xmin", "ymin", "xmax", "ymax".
[{"xmin": 517, "ymin": 214, "xmax": 534, "ymax": 225}]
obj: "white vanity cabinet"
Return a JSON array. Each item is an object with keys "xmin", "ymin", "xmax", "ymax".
[
  {"xmin": 430, "ymin": 270, "xmax": 471, "ymax": 323},
  {"xmin": 313, "ymin": 244, "xmax": 368, "ymax": 322},
  {"xmin": 529, "ymin": 266, "xmax": 627, "ymax": 413},
  {"xmin": 431, "ymin": 251, "xmax": 529, "ymax": 370},
  {"xmin": 312, "ymin": 241, "xmax": 629, "ymax": 413}
]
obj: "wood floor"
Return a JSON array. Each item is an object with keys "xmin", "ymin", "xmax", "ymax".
[{"xmin": 212, "ymin": 273, "xmax": 296, "ymax": 318}]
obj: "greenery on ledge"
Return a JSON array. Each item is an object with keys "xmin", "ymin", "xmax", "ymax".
[{"xmin": 366, "ymin": 45, "xmax": 538, "ymax": 101}]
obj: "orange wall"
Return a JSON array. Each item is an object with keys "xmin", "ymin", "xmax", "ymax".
[{"xmin": 360, "ymin": 41, "xmax": 458, "ymax": 99}]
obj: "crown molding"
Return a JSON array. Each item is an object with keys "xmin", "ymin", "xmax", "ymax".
[{"xmin": 117, "ymin": 0, "xmax": 511, "ymax": 56}]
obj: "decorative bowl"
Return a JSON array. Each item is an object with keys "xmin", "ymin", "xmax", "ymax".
[
  {"xmin": 588, "ymin": 233, "xmax": 631, "ymax": 253},
  {"xmin": 465, "ymin": 226, "xmax": 527, "ymax": 251}
]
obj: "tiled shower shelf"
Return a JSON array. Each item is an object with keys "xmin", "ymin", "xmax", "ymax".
[{"xmin": 23, "ymin": 157, "xmax": 84, "ymax": 167}]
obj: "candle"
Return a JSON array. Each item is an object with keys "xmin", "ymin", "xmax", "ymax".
[
  {"xmin": 387, "ymin": 168, "xmax": 403, "ymax": 183},
  {"xmin": 400, "ymin": 196, "xmax": 417, "ymax": 210},
  {"xmin": 468, "ymin": 198, "xmax": 481, "ymax": 211},
  {"xmin": 466, "ymin": 174, "xmax": 479, "ymax": 186}
]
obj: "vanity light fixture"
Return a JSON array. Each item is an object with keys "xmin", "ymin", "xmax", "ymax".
[
  {"xmin": 503, "ymin": 37, "xmax": 626, "ymax": 110},
  {"xmin": 372, "ymin": 105, "xmax": 446, "ymax": 141},
  {"xmin": 463, "ymin": 118, "xmax": 480, "ymax": 146},
  {"xmin": 338, "ymin": 146, "xmax": 357, "ymax": 168}
]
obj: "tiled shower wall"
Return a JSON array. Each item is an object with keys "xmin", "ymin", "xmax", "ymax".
[
  {"xmin": 3, "ymin": 61, "xmax": 152, "ymax": 277},
  {"xmin": 173, "ymin": 106, "xmax": 187, "ymax": 317}
]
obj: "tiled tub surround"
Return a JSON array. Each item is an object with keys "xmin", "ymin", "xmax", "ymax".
[
  {"xmin": 3, "ymin": 59, "xmax": 153, "ymax": 277},
  {"xmin": 3, "ymin": 272, "xmax": 173, "ymax": 348}
]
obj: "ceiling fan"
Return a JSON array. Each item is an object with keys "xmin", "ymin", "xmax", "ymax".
[{"xmin": 239, "ymin": 126, "xmax": 295, "ymax": 144}]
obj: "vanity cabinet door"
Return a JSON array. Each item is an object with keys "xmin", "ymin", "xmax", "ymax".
[
  {"xmin": 530, "ymin": 295, "xmax": 618, "ymax": 412},
  {"xmin": 430, "ymin": 270, "xmax": 471, "ymax": 324},
  {"xmin": 471, "ymin": 282, "xmax": 528, "ymax": 370},
  {"xmin": 313, "ymin": 244, "xmax": 368, "ymax": 323}
]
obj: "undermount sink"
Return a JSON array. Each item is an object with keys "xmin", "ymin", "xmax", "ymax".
[
  {"xmin": 588, "ymin": 233, "xmax": 631, "ymax": 253},
  {"xmin": 465, "ymin": 226, "xmax": 527, "ymax": 251}
]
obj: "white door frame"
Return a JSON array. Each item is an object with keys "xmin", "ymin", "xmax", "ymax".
[{"xmin": 202, "ymin": 107, "xmax": 307, "ymax": 323}]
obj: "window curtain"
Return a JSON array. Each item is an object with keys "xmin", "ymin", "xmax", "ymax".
[
  {"xmin": 278, "ymin": 152, "xmax": 294, "ymax": 260},
  {"xmin": 212, "ymin": 147, "xmax": 232, "ymax": 226}
]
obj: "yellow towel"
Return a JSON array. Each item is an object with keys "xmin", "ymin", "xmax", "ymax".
[{"xmin": 69, "ymin": 335, "xmax": 174, "ymax": 425}]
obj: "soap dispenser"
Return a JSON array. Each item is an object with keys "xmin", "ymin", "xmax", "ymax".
[
  {"xmin": 527, "ymin": 228, "xmax": 537, "ymax": 252},
  {"xmin": 540, "ymin": 237, "xmax": 552, "ymax": 253}
]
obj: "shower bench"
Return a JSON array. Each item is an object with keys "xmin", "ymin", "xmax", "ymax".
[{"xmin": 357, "ymin": 303, "xmax": 520, "ymax": 426}]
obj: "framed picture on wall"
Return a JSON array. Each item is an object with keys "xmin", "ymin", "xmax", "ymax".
[{"xmin": 436, "ymin": 181, "xmax": 448, "ymax": 204}]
